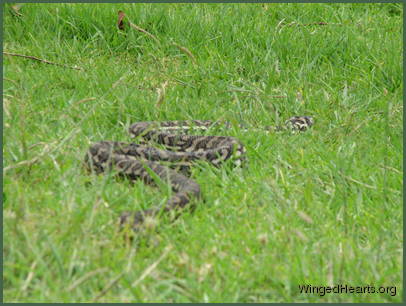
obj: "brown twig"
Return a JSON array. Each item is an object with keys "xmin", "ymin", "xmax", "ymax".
[
  {"xmin": 284, "ymin": 21, "xmax": 341, "ymax": 27},
  {"xmin": 128, "ymin": 23, "xmax": 160, "ymax": 44},
  {"xmin": 172, "ymin": 43, "xmax": 197, "ymax": 65},
  {"xmin": 3, "ymin": 51, "xmax": 83, "ymax": 70},
  {"xmin": 117, "ymin": 10, "xmax": 160, "ymax": 44},
  {"xmin": 117, "ymin": 10, "xmax": 197, "ymax": 67}
]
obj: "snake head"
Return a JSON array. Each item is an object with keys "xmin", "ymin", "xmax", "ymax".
[
  {"xmin": 286, "ymin": 116, "xmax": 314, "ymax": 131},
  {"xmin": 119, "ymin": 209, "xmax": 160, "ymax": 233}
]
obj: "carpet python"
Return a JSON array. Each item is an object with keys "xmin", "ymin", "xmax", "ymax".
[{"xmin": 84, "ymin": 116, "xmax": 313, "ymax": 231}]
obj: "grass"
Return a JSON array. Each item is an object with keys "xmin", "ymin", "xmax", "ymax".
[{"xmin": 3, "ymin": 3, "xmax": 403, "ymax": 303}]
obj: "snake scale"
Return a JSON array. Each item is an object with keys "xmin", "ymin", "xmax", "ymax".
[{"xmin": 84, "ymin": 116, "xmax": 313, "ymax": 231}]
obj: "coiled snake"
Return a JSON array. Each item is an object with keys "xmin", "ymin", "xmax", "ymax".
[{"xmin": 84, "ymin": 116, "xmax": 313, "ymax": 231}]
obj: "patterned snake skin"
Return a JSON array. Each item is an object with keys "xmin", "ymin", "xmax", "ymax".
[{"xmin": 84, "ymin": 116, "xmax": 313, "ymax": 231}]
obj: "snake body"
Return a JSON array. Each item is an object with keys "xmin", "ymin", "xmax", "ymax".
[{"xmin": 84, "ymin": 116, "xmax": 313, "ymax": 230}]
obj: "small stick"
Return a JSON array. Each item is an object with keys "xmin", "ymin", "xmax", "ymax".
[
  {"xmin": 3, "ymin": 51, "xmax": 83, "ymax": 70},
  {"xmin": 128, "ymin": 21, "xmax": 160, "ymax": 44},
  {"xmin": 172, "ymin": 43, "xmax": 197, "ymax": 65},
  {"xmin": 284, "ymin": 21, "xmax": 341, "ymax": 27},
  {"xmin": 303, "ymin": 22, "xmax": 329, "ymax": 26},
  {"xmin": 117, "ymin": 10, "xmax": 159, "ymax": 43}
]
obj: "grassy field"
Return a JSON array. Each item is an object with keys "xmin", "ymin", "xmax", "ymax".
[{"xmin": 3, "ymin": 3, "xmax": 403, "ymax": 302}]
